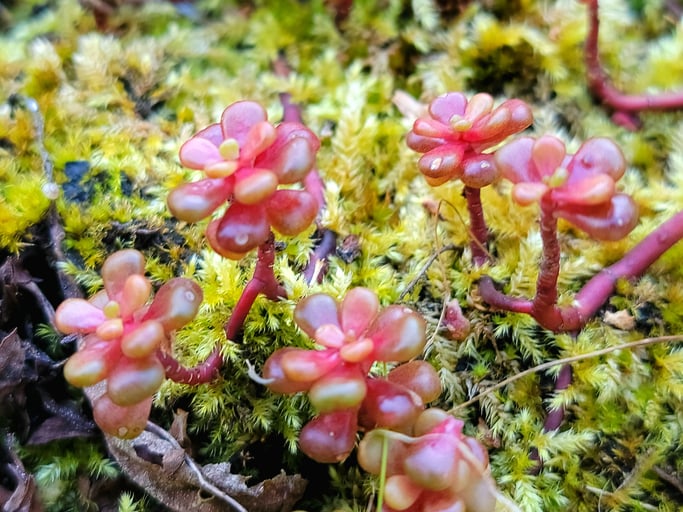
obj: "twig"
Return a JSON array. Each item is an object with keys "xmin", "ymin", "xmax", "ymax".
[
  {"xmin": 145, "ymin": 422, "xmax": 248, "ymax": 512},
  {"xmin": 450, "ymin": 334, "xmax": 683, "ymax": 413},
  {"xmin": 398, "ymin": 244, "xmax": 456, "ymax": 301},
  {"xmin": 653, "ymin": 465, "xmax": 683, "ymax": 496}
]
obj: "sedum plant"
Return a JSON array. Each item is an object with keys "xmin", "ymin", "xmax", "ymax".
[
  {"xmin": 257, "ymin": 287, "xmax": 436, "ymax": 463},
  {"xmin": 167, "ymin": 100, "xmax": 321, "ymax": 259},
  {"xmin": 407, "ymin": 92, "xmax": 683, "ymax": 333},
  {"xmin": 358, "ymin": 408, "xmax": 504, "ymax": 512},
  {"xmin": 55, "ymin": 249, "xmax": 202, "ymax": 438}
]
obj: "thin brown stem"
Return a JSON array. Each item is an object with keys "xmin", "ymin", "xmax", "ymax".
[{"xmin": 450, "ymin": 335, "xmax": 683, "ymax": 413}]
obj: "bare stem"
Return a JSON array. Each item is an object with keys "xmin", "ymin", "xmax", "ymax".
[
  {"xmin": 480, "ymin": 207, "xmax": 683, "ymax": 332},
  {"xmin": 583, "ymin": 0, "xmax": 683, "ymax": 128},
  {"xmin": 162, "ymin": 236, "xmax": 285, "ymax": 384},
  {"xmin": 464, "ymin": 186, "xmax": 490, "ymax": 266},
  {"xmin": 570, "ymin": 209, "xmax": 683, "ymax": 323}
]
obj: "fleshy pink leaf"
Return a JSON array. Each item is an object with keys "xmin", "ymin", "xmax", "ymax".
[
  {"xmin": 107, "ymin": 355, "xmax": 165, "ymax": 406},
  {"xmin": 167, "ymin": 178, "xmax": 232, "ymax": 223},
  {"xmin": 220, "ymin": 101, "xmax": 268, "ymax": 147},
  {"xmin": 263, "ymin": 348, "xmax": 316, "ymax": 394},
  {"xmin": 294, "ymin": 293, "xmax": 340, "ymax": 338},
  {"xmin": 461, "ymin": 155, "xmax": 499, "ymax": 188},
  {"xmin": 494, "ymin": 136, "xmax": 535, "ymax": 184},
  {"xmin": 358, "ymin": 378, "xmax": 422, "ymax": 431},
  {"xmin": 340, "ymin": 287, "xmax": 379, "ymax": 336},
  {"xmin": 298, "ymin": 409, "xmax": 358, "ymax": 463},
  {"xmin": 368, "ymin": 306, "xmax": 427, "ymax": 362},
  {"xmin": 179, "ymin": 136, "xmax": 222, "ymax": 170},
  {"xmin": 263, "ymin": 136, "xmax": 317, "ymax": 184},
  {"xmin": 55, "ymin": 299, "xmax": 107, "ymax": 334},
  {"xmin": 417, "ymin": 144, "xmax": 466, "ymax": 185},
  {"xmin": 556, "ymin": 193, "xmax": 639, "ymax": 241},
  {"xmin": 210, "ymin": 202, "xmax": 271, "ymax": 255},
  {"xmin": 233, "ymin": 168, "xmax": 278, "ymax": 204},
  {"xmin": 530, "ymin": 135, "xmax": 566, "ymax": 179},
  {"xmin": 403, "ymin": 434, "xmax": 460, "ymax": 491},
  {"xmin": 551, "ymin": 174, "xmax": 615, "ymax": 206},
  {"xmin": 307, "ymin": 364, "xmax": 367, "ymax": 413},
  {"xmin": 280, "ymin": 348, "xmax": 341, "ymax": 383},
  {"xmin": 93, "ymin": 394, "xmax": 152, "ymax": 439},
  {"xmin": 566, "ymin": 137, "xmax": 626, "ymax": 183},
  {"xmin": 101, "ymin": 249, "xmax": 146, "ymax": 302},
  {"xmin": 387, "ymin": 360, "xmax": 442, "ymax": 404},
  {"xmin": 266, "ymin": 189, "xmax": 318, "ymax": 236},
  {"xmin": 142, "ymin": 278, "xmax": 202, "ymax": 333},
  {"xmin": 428, "ymin": 92, "xmax": 467, "ymax": 125}
]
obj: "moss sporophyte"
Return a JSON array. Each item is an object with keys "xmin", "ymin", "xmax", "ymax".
[{"xmin": 9, "ymin": 0, "xmax": 681, "ymax": 510}]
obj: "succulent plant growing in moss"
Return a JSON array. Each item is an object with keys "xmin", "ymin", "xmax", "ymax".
[
  {"xmin": 167, "ymin": 100, "xmax": 321, "ymax": 259},
  {"xmin": 258, "ymin": 287, "xmax": 432, "ymax": 462},
  {"xmin": 4, "ymin": 1, "xmax": 683, "ymax": 511},
  {"xmin": 55, "ymin": 249, "xmax": 202, "ymax": 438}
]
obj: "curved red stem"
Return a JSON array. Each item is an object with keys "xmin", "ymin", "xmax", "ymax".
[
  {"xmin": 583, "ymin": 0, "xmax": 683, "ymax": 128},
  {"xmin": 161, "ymin": 236, "xmax": 285, "ymax": 384}
]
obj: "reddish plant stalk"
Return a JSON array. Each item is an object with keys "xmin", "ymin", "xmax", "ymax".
[
  {"xmin": 160, "ymin": 236, "xmax": 285, "ymax": 384},
  {"xmin": 570, "ymin": 209, "xmax": 683, "ymax": 323},
  {"xmin": 583, "ymin": 0, "xmax": 683, "ymax": 128},
  {"xmin": 480, "ymin": 208, "xmax": 683, "ymax": 332},
  {"xmin": 464, "ymin": 186, "xmax": 490, "ymax": 266}
]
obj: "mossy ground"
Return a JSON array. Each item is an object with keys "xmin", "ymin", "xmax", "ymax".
[{"xmin": 1, "ymin": 0, "xmax": 682, "ymax": 510}]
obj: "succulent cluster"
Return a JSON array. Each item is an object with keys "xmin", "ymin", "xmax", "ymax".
[
  {"xmin": 55, "ymin": 250, "xmax": 202, "ymax": 438},
  {"xmin": 50, "ymin": 87, "xmax": 682, "ymax": 512},
  {"xmin": 260, "ymin": 288, "xmax": 440, "ymax": 463},
  {"xmin": 406, "ymin": 92, "xmax": 533, "ymax": 187},
  {"xmin": 167, "ymin": 100, "xmax": 321, "ymax": 259},
  {"xmin": 495, "ymin": 135, "xmax": 639, "ymax": 241},
  {"xmin": 358, "ymin": 409, "xmax": 496, "ymax": 512}
]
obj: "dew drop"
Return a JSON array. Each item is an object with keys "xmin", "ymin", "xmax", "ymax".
[
  {"xmin": 42, "ymin": 182, "xmax": 60, "ymax": 200},
  {"xmin": 235, "ymin": 233, "xmax": 249, "ymax": 246}
]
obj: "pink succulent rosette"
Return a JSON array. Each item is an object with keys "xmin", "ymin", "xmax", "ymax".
[
  {"xmin": 54, "ymin": 249, "xmax": 202, "ymax": 438},
  {"xmin": 358, "ymin": 410, "xmax": 496, "ymax": 512},
  {"xmin": 495, "ymin": 135, "xmax": 639, "ymax": 240},
  {"xmin": 261, "ymin": 287, "xmax": 429, "ymax": 463},
  {"xmin": 406, "ymin": 92, "xmax": 533, "ymax": 187},
  {"xmin": 167, "ymin": 100, "xmax": 321, "ymax": 259}
]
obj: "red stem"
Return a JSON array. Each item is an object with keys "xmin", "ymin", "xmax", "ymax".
[
  {"xmin": 570, "ymin": 209, "xmax": 683, "ymax": 325},
  {"xmin": 478, "ymin": 277, "xmax": 533, "ymax": 314},
  {"xmin": 464, "ymin": 186, "xmax": 491, "ymax": 266},
  {"xmin": 529, "ymin": 198, "xmax": 563, "ymax": 329},
  {"xmin": 480, "ymin": 209, "xmax": 683, "ymax": 332},
  {"xmin": 583, "ymin": 0, "xmax": 683, "ymax": 127},
  {"xmin": 161, "ymin": 236, "xmax": 285, "ymax": 384}
]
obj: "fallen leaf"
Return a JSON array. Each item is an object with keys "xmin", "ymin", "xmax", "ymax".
[{"xmin": 0, "ymin": 435, "xmax": 43, "ymax": 512}]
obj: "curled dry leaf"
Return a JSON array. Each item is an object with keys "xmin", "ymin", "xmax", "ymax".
[
  {"xmin": 0, "ymin": 435, "xmax": 43, "ymax": 512},
  {"xmin": 104, "ymin": 422, "xmax": 306, "ymax": 512}
]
